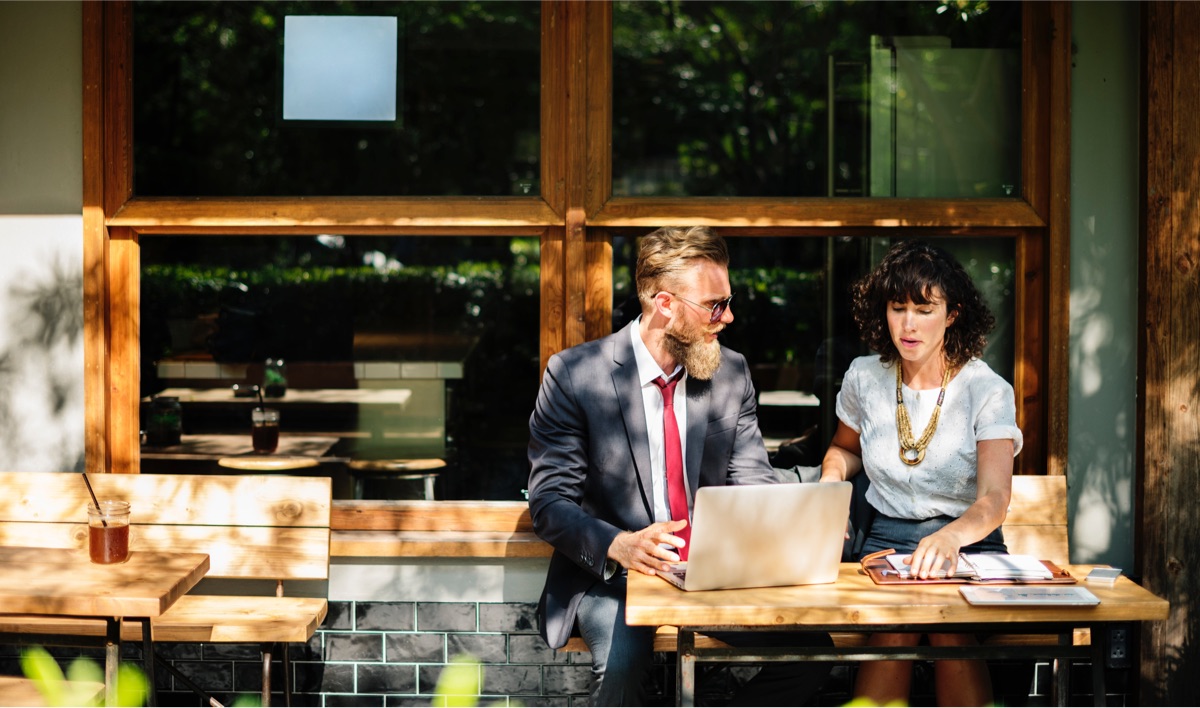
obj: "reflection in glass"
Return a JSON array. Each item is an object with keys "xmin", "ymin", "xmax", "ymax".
[
  {"xmin": 140, "ymin": 235, "xmax": 540, "ymax": 501},
  {"xmin": 612, "ymin": 235, "xmax": 1014, "ymax": 468},
  {"xmin": 133, "ymin": 1, "xmax": 539, "ymax": 196},
  {"xmin": 613, "ymin": 1, "xmax": 1021, "ymax": 198}
]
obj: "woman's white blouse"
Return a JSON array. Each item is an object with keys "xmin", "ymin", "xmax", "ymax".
[{"xmin": 835, "ymin": 355, "xmax": 1023, "ymax": 520}]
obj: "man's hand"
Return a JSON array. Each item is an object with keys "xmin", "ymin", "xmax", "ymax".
[{"xmin": 607, "ymin": 519, "xmax": 688, "ymax": 576}]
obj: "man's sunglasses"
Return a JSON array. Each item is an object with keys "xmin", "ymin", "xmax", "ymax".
[{"xmin": 668, "ymin": 293, "xmax": 734, "ymax": 324}]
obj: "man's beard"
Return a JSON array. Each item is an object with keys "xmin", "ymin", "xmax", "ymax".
[{"xmin": 663, "ymin": 318, "xmax": 723, "ymax": 381}]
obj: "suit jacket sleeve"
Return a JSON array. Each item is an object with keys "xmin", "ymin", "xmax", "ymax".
[
  {"xmin": 720, "ymin": 348, "xmax": 782, "ymax": 487},
  {"xmin": 527, "ymin": 350, "xmax": 625, "ymax": 580}
]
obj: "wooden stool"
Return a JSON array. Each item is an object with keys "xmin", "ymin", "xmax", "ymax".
[
  {"xmin": 347, "ymin": 458, "xmax": 446, "ymax": 500},
  {"xmin": 217, "ymin": 456, "xmax": 320, "ymax": 472}
]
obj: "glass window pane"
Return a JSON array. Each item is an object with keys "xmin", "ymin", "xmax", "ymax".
[
  {"xmin": 613, "ymin": 1, "xmax": 1022, "ymax": 198},
  {"xmin": 612, "ymin": 235, "xmax": 1014, "ymax": 467},
  {"xmin": 140, "ymin": 235, "xmax": 541, "ymax": 501},
  {"xmin": 133, "ymin": 1, "xmax": 540, "ymax": 197}
]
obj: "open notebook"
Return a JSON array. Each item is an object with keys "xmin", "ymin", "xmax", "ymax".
[
  {"xmin": 660, "ymin": 481, "xmax": 852, "ymax": 592},
  {"xmin": 884, "ymin": 552, "xmax": 1055, "ymax": 581}
]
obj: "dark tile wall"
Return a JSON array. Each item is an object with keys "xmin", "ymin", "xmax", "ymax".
[{"xmin": 0, "ymin": 607, "xmax": 1135, "ymax": 707}]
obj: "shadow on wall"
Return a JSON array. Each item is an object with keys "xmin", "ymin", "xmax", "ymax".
[
  {"xmin": 0, "ymin": 255, "xmax": 85, "ymax": 471},
  {"xmin": 1066, "ymin": 243, "xmax": 1136, "ymax": 568}
]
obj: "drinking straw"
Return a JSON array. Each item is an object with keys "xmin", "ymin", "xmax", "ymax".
[{"xmin": 82, "ymin": 471, "xmax": 107, "ymax": 527}]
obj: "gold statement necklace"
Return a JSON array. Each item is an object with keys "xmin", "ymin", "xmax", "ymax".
[{"xmin": 895, "ymin": 363, "xmax": 953, "ymax": 466}]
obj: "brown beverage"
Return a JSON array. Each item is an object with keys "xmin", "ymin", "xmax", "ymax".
[
  {"xmin": 87, "ymin": 500, "xmax": 131, "ymax": 564},
  {"xmin": 251, "ymin": 407, "xmax": 280, "ymax": 453},
  {"xmin": 89, "ymin": 523, "xmax": 130, "ymax": 564},
  {"xmin": 252, "ymin": 422, "xmax": 280, "ymax": 453}
]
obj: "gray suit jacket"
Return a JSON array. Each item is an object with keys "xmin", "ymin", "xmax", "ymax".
[{"xmin": 527, "ymin": 321, "xmax": 780, "ymax": 648}]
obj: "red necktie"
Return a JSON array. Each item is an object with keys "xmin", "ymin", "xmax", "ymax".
[{"xmin": 653, "ymin": 373, "xmax": 690, "ymax": 560}]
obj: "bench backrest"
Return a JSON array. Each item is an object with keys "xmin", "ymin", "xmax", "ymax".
[
  {"xmin": 1004, "ymin": 474, "xmax": 1069, "ymax": 562},
  {"xmin": 0, "ymin": 472, "xmax": 331, "ymax": 581}
]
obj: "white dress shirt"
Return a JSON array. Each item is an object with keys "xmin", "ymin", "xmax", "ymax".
[{"xmin": 630, "ymin": 317, "xmax": 688, "ymax": 524}]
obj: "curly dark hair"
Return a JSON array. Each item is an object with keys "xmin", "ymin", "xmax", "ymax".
[{"xmin": 850, "ymin": 240, "xmax": 994, "ymax": 368}]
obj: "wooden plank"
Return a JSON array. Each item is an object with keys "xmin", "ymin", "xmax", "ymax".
[
  {"xmin": 109, "ymin": 196, "xmax": 561, "ymax": 229},
  {"xmin": 625, "ymin": 564, "xmax": 1168, "ymax": 629},
  {"xmin": 0, "ymin": 596, "xmax": 328, "ymax": 643},
  {"xmin": 541, "ymin": 227, "xmax": 565, "ymax": 372},
  {"xmin": 0, "ymin": 547, "xmax": 209, "ymax": 619},
  {"xmin": 1021, "ymin": 1, "xmax": 1051, "ymax": 221},
  {"xmin": 0, "ymin": 472, "xmax": 332, "ymax": 527},
  {"xmin": 591, "ymin": 198, "xmax": 1046, "ymax": 229},
  {"xmin": 586, "ymin": 227, "xmax": 614, "ymax": 341},
  {"xmin": 0, "ymin": 677, "xmax": 106, "ymax": 708},
  {"xmin": 0, "ymin": 523, "xmax": 328, "ymax": 580},
  {"xmin": 331, "ymin": 530, "xmax": 551, "ymax": 559},
  {"xmin": 540, "ymin": 0, "xmax": 567, "ymax": 217},
  {"xmin": 1005, "ymin": 475, "xmax": 1067, "ymax": 527},
  {"xmin": 82, "ymin": 0, "xmax": 109, "ymax": 478},
  {"xmin": 584, "ymin": 0, "xmax": 612, "ymax": 218},
  {"xmin": 1045, "ymin": 1, "xmax": 1072, "ymax": 478},
  {"xmin": 108, "ymin": 227, "xmax": 139, "ymax": 474},
  {"xmin": 103, "ymin": 1, "xmax": 132, "ymax": 217},
  {"xmin": 1140, "ymin": 3, "xmax": 1200, "ymax": 704},
  {"xmin": 332, "ymin": 500, "xmax": 531, "ymax": 532}
]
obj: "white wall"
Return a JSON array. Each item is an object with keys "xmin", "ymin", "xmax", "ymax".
[
  {"xmin": 0, "ymin": 1, "xmax": 85, "ymax": 472},
  {"xmin": 1068, "ymin": 1, "xmax": 1140, "ymax": 568}
]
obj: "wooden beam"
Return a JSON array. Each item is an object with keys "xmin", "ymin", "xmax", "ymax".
[
  {"xmin": 591, "ymin": 197, "xmax": 1045, "ymax": 229},
  {"xmin": 1139, "ymin": 2, "xmax": 1200, "ymax": 704},
  {"xmin": 82, "ymin": 1, "xmax": 109, "ymax": 475},
  {"xmin": 1045, "ymin": 1, "xmax": 1073, "ymax": 478},
  {"xmin": 107, "ymin": 227, "xmax": 139, "ymax": 475},
  {"xmin": 110, "ymin": 196, "xmax": 561, "ymax": 229}
]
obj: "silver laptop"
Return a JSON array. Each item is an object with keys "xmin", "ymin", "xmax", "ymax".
[{"xmin": 661, "ymin": 481, "xmax": 852, "ymax": 591}]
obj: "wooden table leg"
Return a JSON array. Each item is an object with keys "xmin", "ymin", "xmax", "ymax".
[
  {"xmin": 139, "ymin": 618, "xmax": 158, "ymax": 707},
  {"xmin": 104, "ymin": 619, "xmax": 120, "ymax": 708},
  {"xmin": 677, "ymin": 629, "xmax": 696, "ymax": 707}
]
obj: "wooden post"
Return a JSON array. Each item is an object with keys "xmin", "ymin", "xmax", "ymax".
[{"xmin": 1140, "ymin": 2, "xmax": 1200, "ymax": 704}]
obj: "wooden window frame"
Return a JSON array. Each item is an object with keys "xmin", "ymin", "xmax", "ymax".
[{"xmin": 83, "ymin": 2, "xmax": 1070, "ymax": 524}]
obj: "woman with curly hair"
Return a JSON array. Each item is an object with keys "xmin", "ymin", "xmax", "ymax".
[{"xmin": 819, "ymin": 240, "xmax": 1023, "ymax": 706}]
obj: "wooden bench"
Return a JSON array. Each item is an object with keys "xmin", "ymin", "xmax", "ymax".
[
  {"xmin": 0, "ymin": 677, "xmax": 106, "ymax": 707},
  {"xmin": 0, "ymin": 471, "xmax": 331, "ymax": 708}
]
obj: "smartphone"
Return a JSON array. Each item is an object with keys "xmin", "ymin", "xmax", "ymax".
[{"xmin": 1085, "ymin": 567, "xmax": 1122, "ymax": 584}]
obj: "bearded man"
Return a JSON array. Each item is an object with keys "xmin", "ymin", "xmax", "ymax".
[{"xmin": 527, "ymin": 226, "xmax": 832, "ymax": 706}]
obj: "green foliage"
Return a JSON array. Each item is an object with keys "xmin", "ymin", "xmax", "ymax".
[
  {"xmin": 21, "ymin": 647, "xmax": 148, "ymax": 708},
  {"xmin": 611, "ymin": 0, "xmax": 1020, "ymax": 197},
  {"xmin": 433, "ymin": 654, "xmax": 482, "ymax": 707}
]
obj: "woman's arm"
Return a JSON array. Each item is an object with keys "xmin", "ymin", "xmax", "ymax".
[
  {"xmin": 820, "ymin": 421, "xmax": 864, "ymax": 483},
  {"xmin": 906, "ymin": 437, "xmax": 1014, "ymax": 578}
]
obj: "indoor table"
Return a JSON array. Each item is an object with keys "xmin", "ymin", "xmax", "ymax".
[
  {"xmin": 0, "ymin": 546, "xmax": 210, "ymax": 707},
  {"xmin": 626, "ymin": 563, "xmax": 1169, "ymax": 707},
  {"xmin": 141, "ymin": 432, "xmax": 341, "ymax": 462}
]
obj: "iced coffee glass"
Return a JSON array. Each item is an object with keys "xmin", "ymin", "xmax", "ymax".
[
  {"xmin": 87, "ymin": 500, "xmax": 131, "ymax": 564},
  {"xmin": 251, "ymin": 407, "xmax": 280, "ymax": 453}
]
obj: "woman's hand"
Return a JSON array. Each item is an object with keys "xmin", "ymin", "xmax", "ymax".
[{"xmin": 906, "ymin": 525, "xmax": 967, "ymax": 578}]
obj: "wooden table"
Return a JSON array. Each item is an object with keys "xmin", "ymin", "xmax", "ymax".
[
  {"xmin": 141, "ymin": 433, "xmax": 341, "ymax": 461},
  {"xmin": 626, "ymin": 564, "xmax": 1169, "ymax": 707},
  {"xmin": 153, "ymin": 387, "xmax": 413, "ymax": 407},
  {"xmin": 0, "ymin": 546, "xmax": 210, "ymax": 707}
]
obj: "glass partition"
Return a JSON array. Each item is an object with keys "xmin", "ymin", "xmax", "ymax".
[
  {"xmin": 140, "ymin": 235, "xmax": 541, "ymax": 501},
  {"xmin": 132, "ymin": 1, "xmax": 540, "ymax": 197},
  {"xmin": 612, "ymin": 235, "xmax": 1015, "ymax": 468},
  {"xmin": 612, "ymin": 0, "xmax": 1022, "ymax": 198}
]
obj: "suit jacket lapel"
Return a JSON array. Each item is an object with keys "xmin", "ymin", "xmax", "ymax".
[
  {"xmin": 612, "ymin": 324, "xmax": 655, "ymax": 521},
  {"xmin": 684, "ymin": 375, "xmax": 712, "ymax": 510}
]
